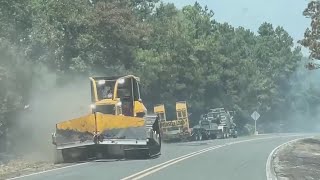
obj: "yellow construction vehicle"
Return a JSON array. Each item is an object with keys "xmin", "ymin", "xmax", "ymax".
[
  {"xmin": 154, "ymin": 101, "xmax": 191, "ymax": 142},
  {"xmin": 52, "ymin": 75, "xmax": 161, "ymax": 163}
]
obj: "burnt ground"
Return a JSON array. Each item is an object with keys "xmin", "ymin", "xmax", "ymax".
[
  {"xmin": 0, "ymin": 154, "xmax": 73, "ymax": 180},
  {"xmin": 273, "ymin": 138, "xmax": 320, "ymax": 180}
]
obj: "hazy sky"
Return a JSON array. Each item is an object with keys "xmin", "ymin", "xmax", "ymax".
[{"xmin": 163, "ymin": 0, "xmax": 311, "ymax": 55}]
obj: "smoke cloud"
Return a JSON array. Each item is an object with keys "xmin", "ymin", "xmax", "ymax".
[{"xmin": 12, "ymin": 66, "xmax": 91, "ymax": 161}]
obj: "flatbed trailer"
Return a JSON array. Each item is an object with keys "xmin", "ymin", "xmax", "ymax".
[{"xmin": 154, "ymin": 101, "xmax": 192, "ymax": 143}]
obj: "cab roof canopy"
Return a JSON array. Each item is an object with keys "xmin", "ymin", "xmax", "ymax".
[{"xmin": 90, "ymin": 75, "xmax": 140, "ymax": 82}]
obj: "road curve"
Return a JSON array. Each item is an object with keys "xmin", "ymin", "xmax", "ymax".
[{"xmin": 8, "ymin": 134, "xmax": 309, "ymax": 180}]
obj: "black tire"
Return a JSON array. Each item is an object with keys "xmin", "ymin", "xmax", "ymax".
[
  {"xmin": 202, "ymin": 132, "xmax": 208, "ymax": 140},
  {"xmin": 198, "ymin": 133, "xmax": 203, "ymax": 141},
  {"xmin": 211, "ymin": 134, "xmax": 217, "ymax": 139},
  {"xmin": 195, "ymin": 134, "xmax": 199, "ymax": 141},
  {"xmin": 220, "ymin": 132, "xmax": 225, "ymax": 139},
  {"xmin": 233, "ymin": 134, "xmax": 237, "ymax": 138}
]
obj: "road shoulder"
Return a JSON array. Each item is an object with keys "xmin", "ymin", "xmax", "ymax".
[
  {"xmin": 0, "ymin": 155, "xmax": 74, "ymax": 180},
  {"xmin": 272, "ymin": 137, "xmax": 320, "ymax": 180}
]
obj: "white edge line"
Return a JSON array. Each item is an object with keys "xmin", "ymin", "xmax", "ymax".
[
  {"xmin": 265, "ymin": 136, "xmax": 315, "ymax": 180},
  {"xmin": 7, "ymin": 145, "xmax": 219, "ymax": 180},
  {"xmin": 122, "ymin": 136, "xmax": 287, "ymax": 180},
  {"xmin": 120, "ymin": 145, "xmax": 222, "ymax": 180},
  {"xmin": 6, "ymin": 162, "xmax": 90, "ymax": 180},
  {"xmin": 132, "ymin": 145, "xmax": 225, "ymax": 180}
]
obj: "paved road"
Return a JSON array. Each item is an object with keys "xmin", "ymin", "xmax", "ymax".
[{"xmin": 9, "ymin": 134, "xmax": 311, "ymax": 180}]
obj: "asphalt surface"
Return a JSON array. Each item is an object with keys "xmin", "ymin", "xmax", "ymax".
[{"xmin": 9, "ymin": 134, "xmax": 311, "ymax": 180}]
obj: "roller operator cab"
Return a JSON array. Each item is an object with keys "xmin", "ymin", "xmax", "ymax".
[{"xmin": 52, "ymin": 75, "xmax": 161, "ymax": 163}]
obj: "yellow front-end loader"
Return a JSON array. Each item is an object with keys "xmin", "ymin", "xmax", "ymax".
[{"xmin": 52, "ymin": 75, "xmax": 161, "ymax": 163}]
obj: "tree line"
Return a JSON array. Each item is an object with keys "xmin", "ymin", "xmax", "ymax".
[{"xmin": 0, "ymin": 0, "xmax": 319, "ymax": 148}]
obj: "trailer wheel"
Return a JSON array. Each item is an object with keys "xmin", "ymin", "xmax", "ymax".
[
  {"xmin": 233, "ymin": 134, "xmax": 237, "ymax": 138},
  {"xmin": 194, "ymin": 134, "xmax": 199, "ymax": 141},
  {"xmin": 198, "ymin": 133, "xmax": 203, "ymax": 141},
  {"xmin": 232, "ymin": 130, "xmax": 238, "ymax": 138},
  {"xmin": 210, "ymin": 134, "xmax": 217, "ymax": 139}
]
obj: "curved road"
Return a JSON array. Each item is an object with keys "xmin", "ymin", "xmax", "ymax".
[{"xmin": 9, "ymin": 134, "xmax": 310, "ymax": 180}]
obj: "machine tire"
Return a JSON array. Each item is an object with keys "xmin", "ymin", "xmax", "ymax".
[
  {"xmin": 195, "ymin": 134, "xmax": 199, "ymax": 141},
  {"xmin": 198, "ymin": 133, "xmax": 203, "ymax": 141},
  {"xmin": 220, "ymin": 132, "xmax": 225, "ymax": 139},
  {"xmin": 232, "ymin": 133, "xmax": 237, "ymax": 138}
]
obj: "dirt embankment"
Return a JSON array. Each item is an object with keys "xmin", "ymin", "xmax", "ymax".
[
  {"xmin": 0, "ymin": 157, "xmax": 54, "ymax": 180},
  {"xmin": 0, "ymin": 153, "xmax": 76, "ymax": 180},
  {"xmin": 273, "ymin": 138, "xmax": 320, "ymax": 180}
]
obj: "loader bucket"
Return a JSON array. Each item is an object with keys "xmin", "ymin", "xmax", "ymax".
[{"xmin": 52, "ymin": 113, "xmax": 161, "ymax": 163}]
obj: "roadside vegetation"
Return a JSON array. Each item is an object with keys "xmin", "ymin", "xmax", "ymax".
[{"xmin": 0, "ymin": 0, "xmax": 319, "ymax": 153}]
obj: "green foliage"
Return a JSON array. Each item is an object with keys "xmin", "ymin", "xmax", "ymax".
[
  {"xmin": 299, "ymin": 0, "xmax": 320, "ymax": 60},
  {"xmin": 0, "ymin": 0, "xmax": 309, "ymax": 141}
]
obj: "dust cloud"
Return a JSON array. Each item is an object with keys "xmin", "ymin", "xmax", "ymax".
[{"xmin": 12, "ymin": 66, "xmax": 91, "ymax": 162}]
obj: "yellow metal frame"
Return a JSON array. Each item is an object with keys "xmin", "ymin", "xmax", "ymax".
[
  {"xmin": 56, "ymin": 75, "xmax": 147, "ymax": 135},
  {"xmin": 155, "ymin": 101, "xmax": 190, "ymax": 133},
  {"xmin": 154, "ymin": 104, "xmax": 166, "ymax": 121},
  {"xmin": 175, "ymin": 101, "xmax": 190, "ymax": 131},
  {"xmin": 89, "ymin": 77, "xmax": 99, "ymax": 102}
]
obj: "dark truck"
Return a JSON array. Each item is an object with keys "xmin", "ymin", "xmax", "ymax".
[
  {"xmin": 191, "ymin": 108, "xmax": 237, "ymax": 141},
  {"xmin": 191, "ymin": 114, "xmax": 220, "ymax": 141}
]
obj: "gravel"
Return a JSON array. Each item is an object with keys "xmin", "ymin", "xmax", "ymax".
[
  {"xmin": 273, "ymin": 138, "xmax": 320, "ymax": 180},
  {"xmin": 0, "ymin": 154, "xmax": 70, "ymax": 180}
]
